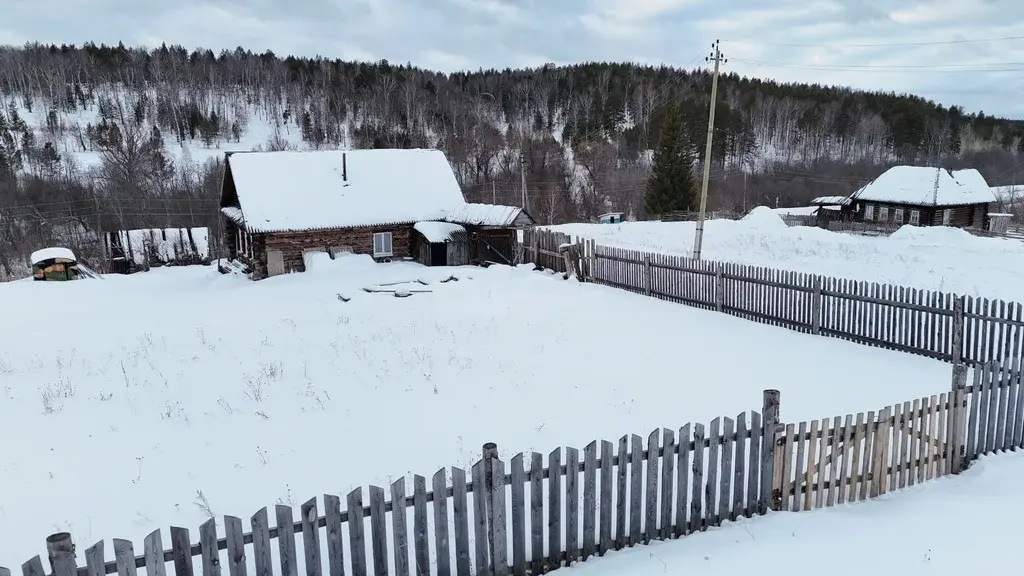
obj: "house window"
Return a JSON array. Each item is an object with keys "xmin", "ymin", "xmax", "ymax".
[
  {"xmin": 878, "ymin": 206, "xmax": 889, "ymax": 221},
  {"xmin": 909, "ymin": 210, "xmax": 920, "ymax": 225},
  {"xmin": 864, "ymin": 204, "xmax": 874, "ymax": 220},
  {"xmin": 373, "ymin": 232, "xmax": 393, "ymax": 257},
  {"xmin": 894, "ymin": 208, "xmax": 904, "ymax": 223},
  {"xmin": 942, "ymin": 209, "xmax": 951, "ymax": 225}
]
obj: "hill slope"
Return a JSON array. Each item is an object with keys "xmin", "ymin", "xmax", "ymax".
[{"xmin": 0, "ymin": 42, "xmax": 1023, "ymax": 276}]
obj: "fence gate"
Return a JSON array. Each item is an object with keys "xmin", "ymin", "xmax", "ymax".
[{"xmin": 776, "ymin": 396, "xmax": 954, "ymax": 513}]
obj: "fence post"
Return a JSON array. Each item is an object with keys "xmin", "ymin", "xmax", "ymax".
[
  {"xmin": 482, "ymin": 442, "xmax": 498, "ymax": 575},
  {"xmin": 46, "ymin": 532, "xmax": 76, "ymax": 576},
  {"xmin": 714, "ymin": 263, "xmax": 724, "ymax": 313},
  {"xmin": 760, "ymin": 389, "xmax": 780, "ymax": 513},
  {"xmin": 810, "ymin": 276, "xmax": 823, "ymax": 335},
  {"xmin": 644, "ymin": 255, "xmax": 652, "ymax": 297},
  {"xmin": 950, "ymin": 295, "xmax": 965, "ymax": 365},
  {"xmin": 870, "ymin": 406, "xmax": 892, "ymax": 497},
  {"xmin": 949, "ymin": 363, "xmax": 969, "ymax": 474},
  {"xmin": 947, "ymin": 295, "xmax": 969, "ymax": 474}
]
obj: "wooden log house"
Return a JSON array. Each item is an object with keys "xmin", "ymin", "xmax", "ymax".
[
  {"xmin": 839, "ymin": 166, "xmax": 997, "ymax": 229},
  {"xmin": 219, "ymin": 149, "xmax": 533, "ymax": 279}
]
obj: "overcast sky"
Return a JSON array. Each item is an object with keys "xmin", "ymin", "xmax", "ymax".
[{"xmin": 4, "ymin": 0, "xmax": 1024, "ymax": 118}]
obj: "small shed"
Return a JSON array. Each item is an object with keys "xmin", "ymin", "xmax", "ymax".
[
  {"xmin": 443, "ymin": 203, "xmax": 536, "ymax": 265},
  {"xmin": 413, "ymin": 222, "xmax": 469, "ymax": 266},
  {"xmin": 104, "ymin": 227, "xmax": 210, "ymax": 274},
  {"xmin": 989, "ymin": 213, "xmax": 1013, "ymax": 234},
  {"xmin": 598, "ymin": 212, "xmax": 623, "ymax": 224},
  {"xmin": 31, "ymin": 247, "xmax": 79, "ymax": 281}
]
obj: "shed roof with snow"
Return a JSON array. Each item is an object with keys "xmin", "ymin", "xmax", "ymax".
[
  {"xmin": 220, "ymin": 149, "xmax": 467, "ymax": 233},
  {"xmin": 443, "ymin": 203, "xmax": 535, "ymax": 227},
  {"xmin": 31, "ymin": 247, "xmax": 76, "ymax": 265},
  {"xmin": 810, "ymin": 196, "xmax": 851, "ymax": 206},
  {"xmin": 414, "ymin": 221, "xmax": 467, "ymax": 243},
  {"xmin": 851, "ymin": 166, "xmax": 996, "ymax": 207}
]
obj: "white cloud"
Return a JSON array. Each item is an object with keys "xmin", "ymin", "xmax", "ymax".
[
  {"xmin": 419, "ymin": 49, "xmax": 476, "ymax": 72},
  {"xmin": 3, "ymin": 0, "xmax": 1023, "ymax": 117}
]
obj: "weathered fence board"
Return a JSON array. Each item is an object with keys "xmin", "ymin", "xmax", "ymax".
[
  {"xmin": 547, "ymin": 240, "xmax": 1024, "ymax": 367},
  {"xmin": 11, "ymin": 359, "xmax": 1020, "ymax": 576}
]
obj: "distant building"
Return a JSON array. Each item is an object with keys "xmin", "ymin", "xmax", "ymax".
[
  {"xmin": 840, "ymin": 166, "xmax": 996, "ymax": 229},
  {"xmin": 218, "ymin": 149, "xmax": 534, "ymax": 279},
  {"xmin": 104, "ymin": 227, "xmax": 211, "ymax": 274},
  {"xmin": 597, "ymin": 212, "xmax": 623, "ymax": 224}
]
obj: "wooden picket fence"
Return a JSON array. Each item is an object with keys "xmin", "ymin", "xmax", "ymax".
[
  {"xmin": 9, "ymin": 355, "xmax": 1024, "ymax": 576},
  {"xmin": 519, "ymin": 229, "xmax": 592, "ymax": 277},
  {"xmin": 581, "ymin": 243, "xmax": 1024, "ymax": 367},
  {"xmin": 6, "ymin": 392, "xmax": 783, "ymax": 576}
]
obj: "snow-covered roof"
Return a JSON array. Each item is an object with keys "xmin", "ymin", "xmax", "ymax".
[
  {"xmin": 444, "ymin": 203, "xmax": 533, "ymax": 227},
  {"xmin": 221, "ymin": 206, "xmax": 245, "ymax": 225},
  {"xmin": 811, "ymin": 196, "xmax": 851, "ymax": 206},
  {"xmin": 31, "ymin": 247, "xmax": 76, "ymax": 264},
  {"xmin": 852, "ymin": 166, "xmax": 996, "ymax": 207},
  {"xmin": 951, "ymin": 169, "xmax": 990, "ymax": 194},
  {"xmin": 224, "ymin": 149, "xmax": 466, "ymax": 233},
  {"xmin": 414, "ymin": 221, "xmax": 466, "ymax": 242}
]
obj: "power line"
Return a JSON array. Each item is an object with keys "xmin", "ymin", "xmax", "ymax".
[
  {"xmin": 730, "ymin": 58, "xmax": 1024, "ymax": 72},
  {"xmin": 726, "ymin": 34, "xmax": 1024, "ymax": 48}
]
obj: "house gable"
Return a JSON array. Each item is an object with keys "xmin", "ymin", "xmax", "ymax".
[
  {"xmin": 224, "ymin": 149, "xmax": 466, "ymax": 233},
  {"xmin": 852, "ymin": 165, "xmax": 996, "ymax": 208}
]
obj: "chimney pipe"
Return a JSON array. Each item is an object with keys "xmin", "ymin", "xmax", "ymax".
[{"xmin": 342, "ymin": 152, "xmax": 347, "ymax": 182}]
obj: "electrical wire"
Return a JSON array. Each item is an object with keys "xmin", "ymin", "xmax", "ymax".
[
  {"xmin": 730, "ymin": 58, "xmax": 1024, "ymax": 73},
  {"xmin": 726, "ymin": 35, "xmax": 1024, "ymax": 48}
]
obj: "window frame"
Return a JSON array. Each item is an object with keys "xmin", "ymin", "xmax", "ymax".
[
  {"xmin": 909, "ymin": 210, "xmax": 920, "ymax": 225},
  {"xmin": 894, "ymin": 208, "xmax": 904, "ymax": 223},
  {"xmin": 373, "ymin": 231, "xmax": 393, "ymax": 257},
  {"xmin": 878, "ymin": 206, "xmax": 889, "ymax": 221},
  {"xmin": 864, "ymin": 204, "xmax": 874, "ymax": 220}
]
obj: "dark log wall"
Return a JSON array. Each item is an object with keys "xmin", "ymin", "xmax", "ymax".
[
  {"xmin": 851, "ymin": 201, "xmax": 991, "ymax": 229},
  {"xmin": 260, "ymin": 224, "xmax": 414, "ymax": 277}
]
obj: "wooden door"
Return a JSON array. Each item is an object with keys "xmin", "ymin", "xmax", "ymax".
[{"xmin": 266, "ymin": 249, "xmax": 285, "ymax": 277}]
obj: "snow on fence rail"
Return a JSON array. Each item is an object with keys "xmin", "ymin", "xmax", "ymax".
[
  {"xmin": 533, "ymin": 228, "xmax": 1024, "ymax": 367},
  {"xmin": 9, "ymin": 356, "xmax": 1022, "ymax": 576}
]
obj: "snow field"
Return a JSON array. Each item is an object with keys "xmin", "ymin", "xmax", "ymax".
[
  {"xmin": 565, "ymin": 452, "xmax": 1024, "ymax": 576},
  {"xmin": 0, "ymin": 256, "xmax": 955, "ymax": 566},
  {"xmin": 548, "ymin": 207, "xmax": 1024, "ymax": 303}
]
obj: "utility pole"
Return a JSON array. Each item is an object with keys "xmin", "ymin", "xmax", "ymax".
[
  {"xmin": 692, "ymin": 39, "xmax": 726, "ymax": 261},
  {"xmin": 94, "ymin": 195, "xmax": 106, "ymax": 272},
  {"xmin": 492, "ymin": 180, "xmax": 496, "ymax": 204},
  {"xmin": 520, "ymin": 150, "xmax": 528, "ymax": 211}
]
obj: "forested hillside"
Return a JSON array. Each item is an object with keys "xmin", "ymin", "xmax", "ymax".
[{"xmin": 1, "ymin": 42, "xmax": 1023, "ymax": 275}]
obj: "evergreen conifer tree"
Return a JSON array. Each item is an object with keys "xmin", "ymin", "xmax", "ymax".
[{"xmin": 645, "ymin": 103, "xmax": 697, "ymax": 216}]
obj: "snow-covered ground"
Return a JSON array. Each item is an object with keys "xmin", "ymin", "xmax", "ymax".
[
  {"xmin": 548, "ymin": 208, "xmax": 1024, "ymax": 302},
  {"xmin": 566, "ymin": 452, "xmax": 1021, "ymax": 575},
  {"xmin": 0, "ymin": 255, "xmax": 952, "ymax": 563}
]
